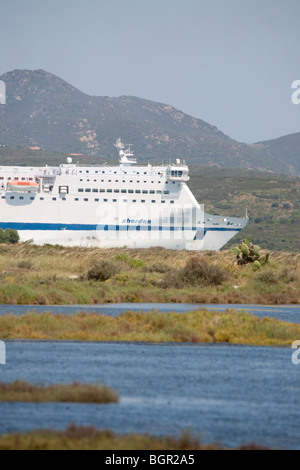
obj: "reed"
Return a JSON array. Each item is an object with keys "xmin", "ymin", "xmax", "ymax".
[
  {"xmin": 1, "ymin": 310, "xmax": 300, "ymax": 346},
  {"xmin": 0, "ymin": 424, "xmax": 269, "ymax": 450},
  {"xmin": 0, "ymin": 380, "xmax": 119, "ymax": 403}
]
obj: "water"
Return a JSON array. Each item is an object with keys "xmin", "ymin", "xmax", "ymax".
[
  {"xmin": 1, "ymin": 340, "xmax": 300, "ymax": 449},
  {"xmin": 0, "ymin": 303, "xmax": 299, "ymax": 323}
]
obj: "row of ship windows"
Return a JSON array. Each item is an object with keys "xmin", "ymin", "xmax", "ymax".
[
  {"xmin": 79, "ymin": 179, "xmax": 176, "ymax": 185},
  {"xmin": 0, "ymin": 177, "xmax": 34, "ymax": 181},
  {"xmin": 78, "ymin": 170, "xmax": 163, "ymax": 176},
  {"xmin": 77, "ymin": 188, "xmax": 170, "ymax": 194},
  {"xmin": 4, "ymin": 195, "xmax": 175, "ymax": 204}
]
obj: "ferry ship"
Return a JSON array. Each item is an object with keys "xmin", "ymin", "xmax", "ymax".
[{"xmin": 0, "ymin": 139, "xmax": 248, "ymax": 250}]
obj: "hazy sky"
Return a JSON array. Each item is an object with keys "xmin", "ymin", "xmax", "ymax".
[{"xmin": 1, "ymin": 0, "xmax": 300, "ymax": 143}]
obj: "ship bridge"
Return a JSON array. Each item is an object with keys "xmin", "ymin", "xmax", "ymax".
[{"xmin": 166, "ymin": 159, "xmax": 189, "ymax": 182}]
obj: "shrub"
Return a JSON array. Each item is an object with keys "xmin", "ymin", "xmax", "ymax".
[
  {"xmin": 0, "ymin": 228, "xmax": 19, "ymax": 244},
  {"xmin": 87, "ymin": 260, "xmax": 118, "ymax": 282},
  {"xmin": 163, "ymin": 256, "xmax": 228, "ymax": 288}
]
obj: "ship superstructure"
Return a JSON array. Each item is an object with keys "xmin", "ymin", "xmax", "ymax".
[{"xmin": 0, "ymin": 139, "xmax": 248, "ymax": 250}]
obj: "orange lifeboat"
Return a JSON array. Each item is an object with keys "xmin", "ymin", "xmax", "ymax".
[{"xmin": 7, "ymin": 180, "xmax": 40, "ymax": 192}]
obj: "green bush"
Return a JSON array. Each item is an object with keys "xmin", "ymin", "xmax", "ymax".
[{"xmin": 0, "ymin": 228, "xmax": 19, "ymax": 244}]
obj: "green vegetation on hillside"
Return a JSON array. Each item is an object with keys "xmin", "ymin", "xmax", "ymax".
[{"xmin": 188, "ymin": 167, "xmax": 300, "ymax": 252}]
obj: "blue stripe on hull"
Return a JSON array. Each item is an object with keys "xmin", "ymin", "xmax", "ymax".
[{"xmin": 0, "ymin": 222, "xmax": 242, "ymax": 233}]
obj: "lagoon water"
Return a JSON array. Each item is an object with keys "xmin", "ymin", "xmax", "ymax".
[{"xmin": 1, "ymin": 340, "xmax": 300, "ymax": 449}]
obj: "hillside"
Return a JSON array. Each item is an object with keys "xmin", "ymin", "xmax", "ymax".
[
  {"xmin": 252, "ymin": 133, "xmax": 300, "ymax": 175},
  {"xmin": 0, "ymin": 68, "xmax": 293, "ymax": 174},
  {"xmin": 188, "ymin": 167, "xmax": 300, "ymax": 252}
]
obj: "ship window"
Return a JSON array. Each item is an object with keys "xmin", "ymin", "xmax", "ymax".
[
  {"xmin": 108, "ymin": 180, "xmax": 111, "ymax": 182},
  {"xmin": 150, "ymin": 190, "xmax": 155, "ymax": 194},
  {"xmin": 172, "ymin": 182, "xmax": 175, "ymax": 184},
  {"xmin": 156, "ymin": 190, "xmax": 162, "ymax": 194},
  {"xmin": 86, "ymin": 170, "xmax": 89, "ymax": 173},
  {"xmin": 100, "ymin": 189, "xmax": 105, "ymax": 193},
  {"xmin": 78, "ymin": 188, "xmax": 84, "ymax": 192},
  {"xmin": 137, "ymin": 181, "xmax": 140, "ymax": 183},
  {"xmin": 1, "ymin": 196, "xmax": 4, "ymax": 199},
  {"xmin": 95, "ymin": 198, "xmax": 99, "ymax": 202},
  {"xmin": 141, "ymin": 200, "xmax": 145, "ymax": 203},
  {"xmin": 40, "ymin": 197, "xmax": 44, "ymax": 200},
  {"xmin": 29, "ymin": 178, "xmax": 33, "ymax": 181},
  {"xmin": 80, "ymin": 179, "xmax": 83, "ymax": 182},
  {"xmin": 178, "ymin": 171, "xmax": 182, "ymax": 177},
  {"xmin": 113, "ymin": 199, "xmax": 117, "ymax": 202},
  {"xmin": 151, "ymin": 200, "xmax": 156, "ymax": 203},
  {"xmin": 84, "ymin": 198, "xmax": 88, "ymax": 201},
  {"xmin": 115, "ymin": 180, "xmax": 119, "ymax": 183},
  {"xmin": 79, "ymin": 171, "xmax": 82, "ymax": 173},
  {"xmin": 85, "ymin": 188, "xmax": 91, "ymax": 192},
  {"xmin": 75, "ymin": 198, "xmax": 79, "ymax": 201},
  {"xmin": 52, "ymin": 197, "xmax": 56, "ymax": 201},
  {"xmin": 114, "ymin": 171, "xmax": 117, "ymax": 174},
  {"xmin": 162, "ymin": 200, "xmax": 165, "ymax": 204},
  {"xmin": 121, "ymin": 189, "xmax": 127, "ymax": 193},
  {"xmin": 128, "ymin": 189, "xmax": 134, "ymax": 194},
  {"xmin": 107, "ymin": 189, "xmax": 112, "ymax": 193},
  {"xmin": 62, "ymin": 198, "xmax": 66, "ymax": 201},
  {"xmin": 142, "ymin": 190, "xmax": 148, "ymax": 194},
  {"xmin": 8, "ymin": 177, "xmax": 11, "ymax": 180},
  {"xmin": 135, "ymin": 190, "xmax": 141, "ymax": 194},
  {"xmin": 132, "ymin": 200, "xmax": 136, "ymax": 203},
  {"xmin": 114, "ymin": 189, "xmax": 119, "ymax": 193},
  {"xmin": 123, "ymin": 199, "xmax": 127, "ymax": 202},
  {"xmin": 87, "ymin": 179, "xmax": 90, "ymax": 182},
  {"xmin": 170, "ymin": 201, "xmax": 174, "ymax": 204},
  {"xmin": 30, "ymin": 197, "xmax": 34, "ymax": 200},
  {"xmin": 19, "ymin": 196, "xmax": 24, "ymax": 200},
  {"xmin": 0, "ymin": 177, "xmax": 3, "ymax": 180},
  {"xmin": 92, "ymin": 188, "xmax": 98, "ymax": 193},
  {"xmin": 94, "ymin": 180, "xmax": 97, "ymax": 182},
  {"xmin": 104, "ymin": 199, "xmax": 108, "ymax": 202},
  {"xmin": 164, "ymin": 191, "xmax": 169, "ymax": 194}
]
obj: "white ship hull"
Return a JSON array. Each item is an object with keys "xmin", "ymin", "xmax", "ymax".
[{"xmin": 0, "ymin": 141, "xmax": 248, "ymax": 250}]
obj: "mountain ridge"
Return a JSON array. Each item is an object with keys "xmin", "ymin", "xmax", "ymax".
[{"xmin": 0, "ymin": 68, "xmax": 299, "ymax": 175}]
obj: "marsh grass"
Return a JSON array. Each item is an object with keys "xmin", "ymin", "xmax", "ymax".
[
  {"xmin": 0, "ymin": 380, "xmax": 119, "ymax": 403},
  {"xmin": 0, "ymin": 424, "xmax": 269, "ymax": 450},
  {"xmin": 1, "ymin": 310, "xmax": 300, "ymax": 346}
]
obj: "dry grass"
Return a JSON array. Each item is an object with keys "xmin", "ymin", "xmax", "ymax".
[
  {"xmin": 0, "ymin": 380, "xmax": 119, "ymax": 403},
  {"xmin": 0, "ymin": 424, "xmax": 270, "ymax": 450},
  {"xmin": 0, "ymin": 244, "xmax": 298, "ymax": 304},
  {"xmin": 1, "ymin": 309, "xmax": 300, "ymax": 346}
]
